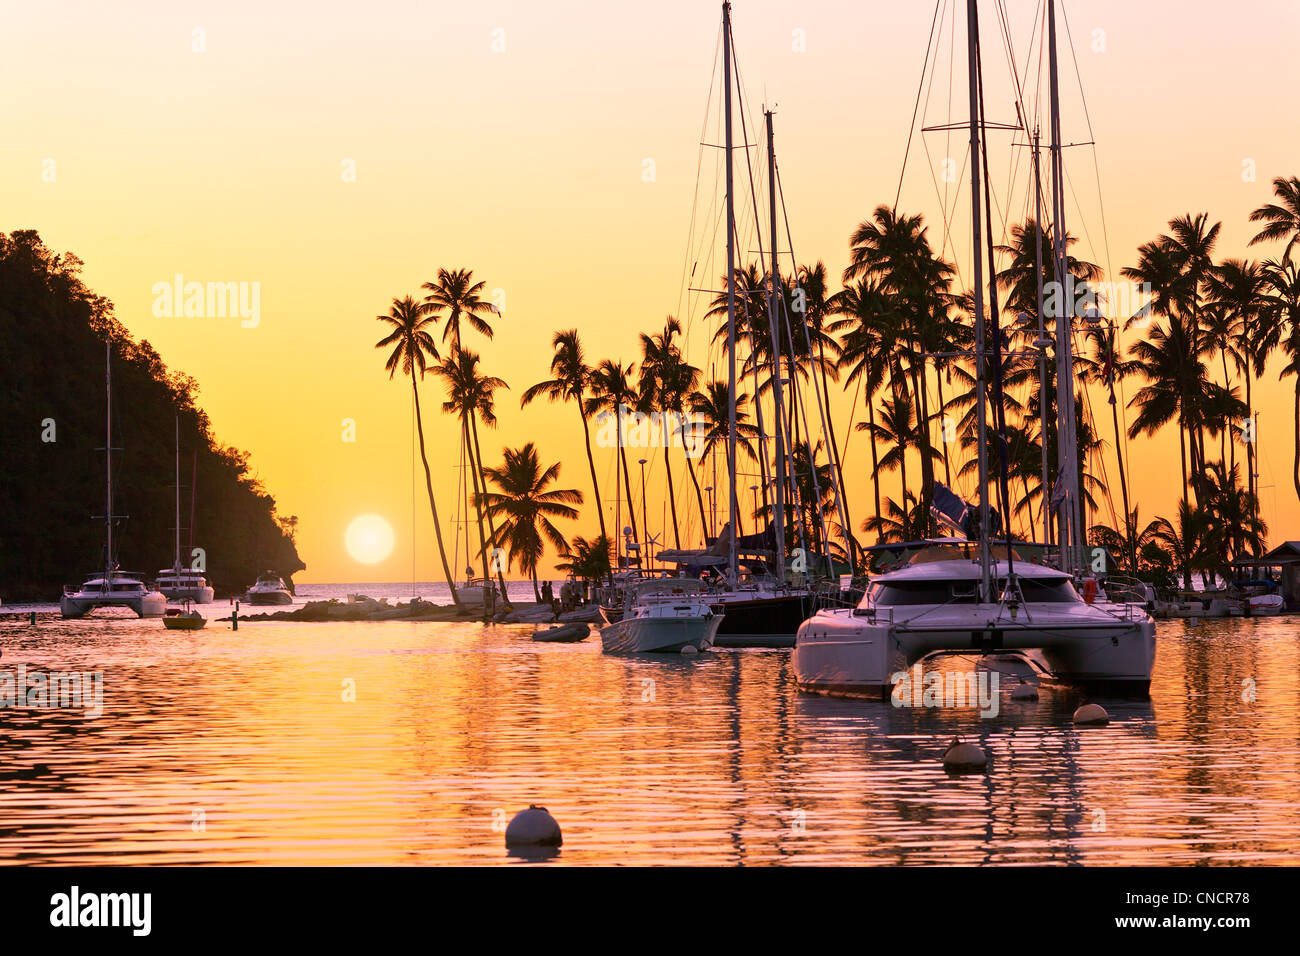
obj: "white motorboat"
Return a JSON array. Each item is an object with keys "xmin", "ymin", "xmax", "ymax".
[
  {"xmin": 158, "ymin": 416, "xmax": 213, "ymax": 603},
  {"xmin": 61, "ymin": 338, "xmax": 166, "ymax": 619},
  {"xmin": 601, "ymin": 579, "xmax": 723, "ymax": 654},
  {"xmin": 1247, "ymin": 593, "xmax": 1284, "ymax": 616},
  {"xmin": 795, "ymin": 551, "xmax": 1155, "ymax": 699},
  {"xmin": 245, "ymin": 571, "xmax": 293, "ymax": 605},
  {"xmin": 62, "ymin": 569, "xmax": 166, "ymax": 619}
]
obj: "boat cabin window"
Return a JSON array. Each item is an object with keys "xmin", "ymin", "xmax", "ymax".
[
  {"xmin": 870, "ymin": 581, "xmax": 967, "ymax": 605},
  {"xmin": 1014, "ymin": 578, "xmax": 1080, "ymax": 603}
]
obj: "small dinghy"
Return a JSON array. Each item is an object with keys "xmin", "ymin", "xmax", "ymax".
[
  {"xmin": 532, "ymin": 622, "xmax": 589, "ymax": 643},
  {"xmin": 162, "ymin": 609, "xmax": 206, "ymax": 630}
]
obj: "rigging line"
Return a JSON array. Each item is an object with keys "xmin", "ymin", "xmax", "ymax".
[
  {"xmin": 894, "ymin": 0, "xmax": 946, "ymax": 215},
  {"xmin": 676, "ymin": 24, "xmax": 725, "ymax": 334}
]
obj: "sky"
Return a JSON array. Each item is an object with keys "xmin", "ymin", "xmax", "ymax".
[{"xmin": 3, "ymin": 0, "xmax": 1298, "ymax": 582}]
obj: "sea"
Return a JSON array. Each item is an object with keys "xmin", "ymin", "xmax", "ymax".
[{"xmin": 1, "ymin": 585, "xmax": 1297, "ymax": 864}]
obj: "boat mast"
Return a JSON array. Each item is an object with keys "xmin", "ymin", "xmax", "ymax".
[
  {"xmin": 966, "ymin": 0, "xmax": 992, "ymax": 599},
  {"xmin": 105, "ymin": 338, "xmax": 114, "ymax": 581},
  {"xmin": 1047, "ymin": 0, "xmax": 1083, "ymax": 575},
  {"xmin": 1032, "ymin": 127, "xmax": 1051, "ymax": 548},
  {"xmin": 765, "ymin": 108, "xmax": 788, "ymax": 585},
  {"xmin": 174, "ymin": 414, "xmax": 181, "ymax": 573},
  {"xmin": 723, "ymin": 1, "xmax": 739, "ymax": 586}
]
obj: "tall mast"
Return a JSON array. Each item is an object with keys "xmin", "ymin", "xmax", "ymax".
[
  {"xmin": 1032, "ymin": 127, "xmax": 1051, "ymax": 548},
  {"xmin": 765, "ymin": 109, "xmax": 787, "ymax": 585},
  {"xmin": 723, "ymin": 1, "xmax": 739, "ymax": 585},
  {"xmin": 1047, "ymin": 0, "xmax": 1082, "ymax": 575},
  {"xmin": 105, "ymin": 338, "xmax": 114, "ymax": 580},
  {"xmin": 174, "ymin": 414, "xmax": 181, "ymax": 572},
  {"xmin": 966, "ymin": 0, "xmax": 992, "ymax": 599}
]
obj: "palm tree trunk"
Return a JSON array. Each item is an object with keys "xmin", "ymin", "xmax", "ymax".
[
  {"xmin": 817, "ymin": 338, "xmax": 852, "ymax": 551},
  {"xmin": 463, "ymin": 414, "xmax": 493, "ymax": 591},
  {"xmin": 469, "ymin": 414, "xmax": 510, "ymax": 600},
  {"xmin": 1292, "ymin": 384, "xmax": 1300, "ymax": 505},
  {"xmin": 578, "ymin": 404, "xmax": 607, "ymax": 541},
  {"xmin": 663, "ymin": 442, "xmax": 681, "ymax": 549},
  {"xmin": 1109, "ymin": 397, "xmax": 1134, "ymax": 571},
  {"xmin": 413, "ymin": 380, "xmax": 459, "ymax": 604}
]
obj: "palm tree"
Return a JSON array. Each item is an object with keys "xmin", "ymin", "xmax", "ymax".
[
  {"xmin": 422, "ymin": 267, "xmax": 496, "ymax": 353},
  {"xmin": 1264, "ymin": 256, "xmax": 1300, "ymax": 503},
  {"xmin": 373, "ymin": 296, "xmax": 459, "ymax": 604},
  {"xmin": 479, "ymin": 443, "xmax": 582, "ymax": 600},
  {"xmin": 1077, "ymin": 324, "xmax": 1140, "ymax": 568},
  {"xmin": 521, "ymin": 329, "xmax": 606, "ymax": 541},
  {"xmin": 688, "ymin": 380, "xmax": 761, "ymax": 539},
  {"xmin": 585, "ymin": 359, "xmax": 640, "ymax": 546},
  {"xmin": 432, "ymin": 348, "xmax": 510, "ymax": 595},
  {"xmin": 1248, "ymin": 175, "xmax": 1300, "ymax": 262},
  {"xmin": 638, "ymin": 316, "xmax": 699, "ymax": 549},
  {"xmin": 1150, "ymin": 499, "xmax": 1212, "ymax": 592},
  {"xmin": 1206, "ymin": 259, "xmax": 1267, "ymax": 500},
  {"xmin": 554, "ymin": 534, "xmax": 613, "ymax": 585}
]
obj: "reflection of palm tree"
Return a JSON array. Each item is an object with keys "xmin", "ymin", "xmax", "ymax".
[
  {"xmin": 480, "ymin": 443, "xmax": 582, "ymax": 601},
  {"xmin": 422, "ymin": 267, "xmax": 496, "ymax": 353},
  {"xmin": 433, "ymin": 349, "xmax": 510, "ymax": 595},
  {"xmin": 585, "ymin": 359, "xmax": 640, "ymax": 544},
  {"xmin": 373, "ymin": 296, "xmax": 459, "ymax": 604},
  {"xmin": 638, "ymin": 316, "xmax": 699, "ymax": 549},
  {"xmin": 521, "ymin": 329, "xmax": 606, "ymax": 541}
]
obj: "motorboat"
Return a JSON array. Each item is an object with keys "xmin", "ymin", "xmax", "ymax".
[
  {"xmin": 62, "ymin": 569, "xmax": 166, "ymax": 619},
  {"xmin": 601, "ymin": 579, "xmax": 723, "ymax": 654},
  {"xmin": 245, "ymin": 571, "xmax": 294, "ymax": 605},
  {"xmin": 61, "ymin": 338, "xmax": 166, "ymax": 619},
  {"xmin": 794, "ymin": 552, "xmax": 1156, "ymax": 699}
]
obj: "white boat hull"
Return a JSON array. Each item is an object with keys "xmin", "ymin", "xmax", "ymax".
[
  {"xmin": 61, "ymin": 590, "xmax": 167, "ymax": 619},
  {"xmin": 601, "ymin": 614, "xmax": 722, "ymax": 654},
  {"xmin": 1248, "ymin": 594, "xmax": 1284, "ymax": 616},
  {"xmin": 795, "ymin": 607, "xmax": 1156, "ymax": 699},
  {"xmin": 246, "ymin": 590, "xmax": 293, "ymax": 606}
]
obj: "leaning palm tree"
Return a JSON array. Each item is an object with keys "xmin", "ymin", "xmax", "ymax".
[
  {"xmin": 1248, "ymin": 175, "xmax": 1300, "ymax": 262},
  {"xmin": 374, "ymin": 296, "xmax": 459, "ymax": 603},
  {"xmin": 585, "ymin": 359, "xmax": 640, "ymax": 545},
  {"xmin": 479, "ymin": 443, "xmax": 583, "ymax": 601},
  {"xmin": 521, "ymin": 329, "xmax": 606, "ymax": 540},
  {"xmin": 422, "ymin": 267, "xmax": 496, "ymax": 353},
  {"xmin": 432, "ymin": 348, "xmax": 511, "ymax": 595}
]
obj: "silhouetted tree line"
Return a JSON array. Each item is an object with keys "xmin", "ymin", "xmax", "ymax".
[{"xmin": 0, "ymin": 230, "xmax": 303, "ymax": 600}]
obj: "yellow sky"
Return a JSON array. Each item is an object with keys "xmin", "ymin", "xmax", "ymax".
[{"xmin": 4, "ymin": 1, "xmax": 1298, "ymax": 581}]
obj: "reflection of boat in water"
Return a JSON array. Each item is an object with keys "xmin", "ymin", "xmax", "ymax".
[
  {"xmin": 245, "ymin": 571, "xmax": 293, "ymax": 605},
  {"xmin": 61, "ymin": 339, "xmax": 166, "ymax": 620},
  {"xmin": 601, "ymin": 579, "xmax": 723, "ymax": 654}
]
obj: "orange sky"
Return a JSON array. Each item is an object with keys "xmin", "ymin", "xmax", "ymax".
[{"xmin": 4, "ymin": 0, "xmax": 1298, "ymax": 582}]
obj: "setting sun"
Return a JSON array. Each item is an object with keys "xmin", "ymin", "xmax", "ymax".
[{"xmin": 344, "ymin": 514, "xmax": 395, "ymax": 565}]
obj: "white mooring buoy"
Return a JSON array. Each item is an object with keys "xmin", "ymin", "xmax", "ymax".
[
  {"xmin": 1073, "ymin": 703, "xmax": 1110, "ymax": 726},
  {"xmin": 943, "ymin": 738, "xmax": 988, "ymax": 774},
  {"xmin": 680, "ymin": 644, "xmax": 699, "ymax": 656},
  {"xmin": 505, "ymin": 805, "xmax": 563, "ymax": 848},
  {"xmin": 1011, "ymin": 683, "xmax": 1039, "ymax": 701}
]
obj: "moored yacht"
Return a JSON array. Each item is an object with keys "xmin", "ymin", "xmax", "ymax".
[
  {"xmin": 62, "ymin": 569, "xmax": 166, "ymax": 619},
  {"xmin": 158, "ymin": 416, "xmax": 214, "ymax": 603},
  {"xmin": 601, "ymin": 578, "xmax": 723, "ymax": 654},
  {"xmin": 245, "ymin": 571, "xmax": 293, "ymax": 605},
  {"xmin": 795, "ymin": 546, "xmax": 1156, "ymax": 698}
]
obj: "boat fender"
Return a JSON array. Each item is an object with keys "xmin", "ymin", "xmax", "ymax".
[
  {"xmin": 505, "ymin": 805, "xmax": 563, "ymax": 847},
  {"xmin": 1082, "ymin": 578, "xmax": 1098, "ymax": 604}
]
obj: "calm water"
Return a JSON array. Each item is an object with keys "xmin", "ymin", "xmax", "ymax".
[{"xmin": 1, "ymin": 601, "xmax": 1298, "ymax": 865}]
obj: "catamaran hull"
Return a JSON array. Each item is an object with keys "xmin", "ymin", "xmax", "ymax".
[
  {"xmin": 794, "ymin": 611, "xmax": 1157, "ymax": 700},
  {"xmin": 710, "ymin": 593, "xmax": 817, "ymax": 648},
  {"xmin": 601, "ymin": 614, "xmax": 722, "ymax": 654},
  {"xmin": 61, "ymin": 591, "xmax": 167, "ymax": 619}
]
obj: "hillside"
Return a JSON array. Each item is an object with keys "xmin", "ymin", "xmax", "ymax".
[{"xmin": 0, "ymin": 229, "xmax": 304, "ymax": 600}]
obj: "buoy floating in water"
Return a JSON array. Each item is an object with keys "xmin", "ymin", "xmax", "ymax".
[
  {"xmin": 505, "ymin": 804, "xmax": 562, "ymax": 847},
  {"xmin": 943, "ymin": 738, "xmax": 988, "ymax": 774},
  {"xmin": 680, "ymin": 644, "xmax": 699, "ymax": 656},
  {"xmin": 1011, "ymin": 683, "xmax": 1039, "ymax": 701},
  {"xmin": 1073, "ymin": 703, "xmax": 1110, "ymax": 726}
]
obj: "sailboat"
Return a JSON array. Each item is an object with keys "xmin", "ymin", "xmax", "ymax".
[
  {"xmin": 649, "ymin": 3, "xmax": 844, "ymax": 648},
  {"xmin": 156, "ymin": 416, "xmax": 214, "ymax": 602},
  {"xmin": 793, "ymin": 0, "xmax": 1156, "ymax": 698},
  {"xmin": 61, "ymin": 340, "xmax": 167, "ymax": 619}
]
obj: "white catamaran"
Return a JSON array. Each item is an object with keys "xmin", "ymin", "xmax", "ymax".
[
  {"xmin": 61, "ymin": 340, "xmax": 167, "ymax": 619},
  {"xmin": 794, "ymin": 0, "xmax": 1156, "ymax": 699}
]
